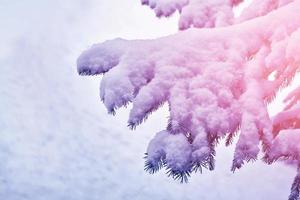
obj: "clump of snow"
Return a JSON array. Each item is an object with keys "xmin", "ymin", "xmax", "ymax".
[
  {"xmin": 142, "ymin": 0, "xmax": 243, "ymax": 29},
  {"xmin": 141, "ymin": 0, "xmax": 295, "ymax": 30}
]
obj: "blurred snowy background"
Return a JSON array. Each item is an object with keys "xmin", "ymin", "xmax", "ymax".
[{"xmin": 0, "ymin": 0, "xmax": 297, "ymax": 199}]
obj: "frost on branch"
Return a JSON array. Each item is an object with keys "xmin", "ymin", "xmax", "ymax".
[{"xmin": 78, "ymin": 1, "xmax": 300, "ymax": 199}]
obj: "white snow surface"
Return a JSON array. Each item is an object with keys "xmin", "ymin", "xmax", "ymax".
[{"xmin": 0, "ymin": 0, "xmax": 297, "ymax": 200}]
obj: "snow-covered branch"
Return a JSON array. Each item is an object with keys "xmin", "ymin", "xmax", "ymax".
[
  {"xmin": 141, "ymin": 0, "xmax": 295, "ymax": 29},
  {"xmin": 78, "ymin": 1, "xmax": 300, "ymax": 199}
]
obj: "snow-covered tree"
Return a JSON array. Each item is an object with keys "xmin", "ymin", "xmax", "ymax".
[{"xmin": 77, "ymin": 0, "xmax": 300, "ymax": 199}]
